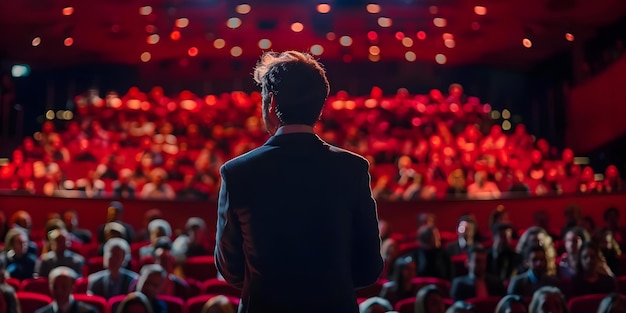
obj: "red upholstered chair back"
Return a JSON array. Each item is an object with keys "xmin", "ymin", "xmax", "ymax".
[
  {"xmin": 86, "ymin": 256, "xmax": 105, "ymax": 276},
  {"xmin": 107, "ymin": 294, "xmax": 127, "ymax": 313},
  {"xmin": 16, "ymin": 291, "xmax": 52, "ymax": 313},
  {"xmin": 466, "ymin": 296, "xmax": 502, "ymax": 313},
  {"xmin": 73, "ymin": 294, "xmax": 107, "ymax": 313},
  {"xmin": 73, "ymin": 277, "xmax": 89, "ymax": 294},
  {"xmin": 182, "ymin": 256, "xmax": 218, "ymax": 281},
  {"xmin": 451, "ymin": 254, "xmax": 468, "ymax": 277},
  {"xmin": 201, "ymin": 278, "xmax": 242, "ymax": 298},
  {"xmin": 568, "ymin": 294, "xmax": 607, "ymax": 313},
  {"xmin": 157, "ymin": 295, "xmax": 185, "ymax": 313},
  {"xmin": 6, "ymin": 278, "xmax": 20, "ymax": 291},
  {"xmin": 185, "ymin": 294, "xmax": 239, "ymax": 313},
  {"xmin": 394, "ymin": 297, "xmax": 415, "ymax": 313},
  {"xmin": 19, "ymin": 278, "xmax": 50, "ymax": 296},
  {"xmin": 410, "ymin": 277, "xmax": 452, "ymax": 297}
]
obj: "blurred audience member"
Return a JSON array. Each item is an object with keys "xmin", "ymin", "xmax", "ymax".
[
  {"xmin": 96, "ymin": 201, "xmax": 135, "ymax": 243},
  {"xmin": 488, "ymin": 223, "xmax": 521, "ymax": 281},
  {"xmin": 201, "ymin": 295, "xmax": 236, "ymax": 313},
  {"xmin": 135, "ymin": 264, "xmax": 167, "ymax": 313},
  {"xmin": 88, "ymin": 238, "xmax": 138, "ymax": 299},
  {"xmin": 34, "ymin": 229, "xmax": 85, "ymax": 279},
  {"xmin": 467, "ymin": 170, "xmax": 501, "ymax": 200},
  {"xmin": 4, "ymin": 228, "xmax": 36, "ymax": 280},
  {"xmin": 508, "ymin": 245, "xmax": 559, "ymax": 297},
  {"xmin": 411, "ymin": 225, "xmax": 453, "ymax": 280},
  {"xmin": 415, "ymin": 284, "xmax": 446, "ymax": 313},
  {"xmin": 528, "ymin": 286, "xmax": 568, "ymax": 313},
  {"xmin": 35, "ymin": 266, "xmax": 97, "ymax": 313},
  {"xmin": 62, "ymin": 209, "xmax": 92, "ymax": 244},
  {"xmin": 379, "ymin": 256, "xmax": 419, "ymax": 305},
  {"xmin": 566, "ymin": 242, "xmax": 616, "ymax": 299},
  {"xmin": 495, "ymin": 295, "xmax": 527, "ymax": 313},
  {"xmin": 450, "ymin": 246, "xmax": 506, "ymax": 301},
  {"xmin": 171, "ymin": 217, "xmax": 211, "ymax": 262},
  {"xmin": 140, "ymin": 168, "xmax": 175, "ymax": 200},
  {"xmin": 0, "ymin": 253, "xmax": 20, "ymax": 313}
]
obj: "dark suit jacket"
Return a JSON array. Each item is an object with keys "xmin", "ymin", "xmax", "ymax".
[
  {"xmin": 215, "ymin": 132, "xmax": 383, "ymax": 313},
  {"xmin": 87, "ymin": 268, "xmax": 138, "ymax": 299},
  {"xmin": 35, "ymin": 250, "xmax": 85, "ymax": 279},
  {"xmin": 34, "ymin": 301, "xmax": 98, "ymax": 313},
  {"xmin": 450, "ymin": 274, "xmax": 506, "ymax": 301},
  {"xmin": 507, "ymin": 270, "xmax": 560, "ymax": 297},
  {"xmin": 486, "ymin": 248, "xmax": 521, "ymax": 281}
]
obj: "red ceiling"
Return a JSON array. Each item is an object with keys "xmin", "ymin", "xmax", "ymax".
[{"xmin": 1, "ymin": 0, "xmax": 625, "ymax": 68}]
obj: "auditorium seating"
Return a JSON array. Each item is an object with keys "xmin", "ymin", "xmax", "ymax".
[{"xmin": 568, "ymin": 294, "xmax": 607, "ymax": 313}]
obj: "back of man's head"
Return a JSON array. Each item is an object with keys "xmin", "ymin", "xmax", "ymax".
[{"xmin": 253, "ymin": 51, "xmax": 330, "ymax": 126}]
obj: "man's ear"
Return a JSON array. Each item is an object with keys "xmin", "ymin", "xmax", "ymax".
[{"xmin": 268, "ymin": 92, "xmax": 276, "ymax": 113}]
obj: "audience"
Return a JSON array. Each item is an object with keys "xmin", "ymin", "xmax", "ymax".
[
  {"xmin": 358, "ymin": 297, "xmax": 393, "ymax": 313},
  {"xmin": 495, "ymin": 295, "xmax": 527, "ymax": 313},
  {"xmin": 566, "ymin": 242, "xmax": 616, "ymax": 299},
  {"xmin": 4, "ymin": 228, "xmax": 36, "ymax": 280},
  {"xmin": 558, "ymin": 227, "xmax": 589, "ymax": 281},
  {"xmin": 116, "ymin": 292, "xmax": 154, "ymax": 313},
  {"xmin": 34, "ymin": 266, "xmax": 97, "ymax": 313},
  {"xmin": 201, "ymin": 295, "xmax": 236, "ymax": 313},
  {"xmin": 508, "ymin": 245, "xmax": 559, "ymax": 297},
  {"xmin": 411, "ymin": 225, "xmax": 453, "ymax": 280},
  {"xmin": 34, "ymin": 229, "xmax": 85, "ymax": 279},
  {"xmin": 597, "ymin": 293, "xmax": 626, "ymax": 313},
  {"xmin": 88, "ymin": 238, "xmax": 138, "ymax": 299},
  {"xmin": 450, "ymin": 246, "xmax": 506, "ymax": 301},
  {"xmin": 0, "ymin": 253, "xmax": 20, "ymax": 313},
  {"xmin": 379, "ymin": 256, "xmax": 419, "ymax": 305},
  {"xmin": 446, "ymin": 216, "xmax": 477, "ymax": 257},
  {"xmin": 96, "ymin": 201, "xmax": 136, "ymax": 243},
  {"xmin": 135, "ymin": 264, "xmax": 167, "ymax": 313},
  {"xmin": 487, "ymin": 223, "xmax": 521, "ymax": 281}
]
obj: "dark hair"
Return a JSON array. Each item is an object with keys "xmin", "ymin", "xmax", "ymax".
[
  {"xmin": 565, "ymin": 227, "xmax": 590, "ymax": 243},
  {"xmin": 576, "ymin": 241, "xmax": 602, "ymax": 274},
  {"xmin": 116, "ymin": 292, "xmax": 154, "ymax": 313},
  {"xmin": 390, "ymin": 256, "xmax": 414, "ymax": 291},
  {"xmin": 446, "ymin": 301, "xmax": 476, "ymax": 313},
  {"xmin": 253, "ymin": 51, "xmax": 330, "ymax": 125},
  {"xmin": 523, "ymin": 244, "xmax": 546, "ymax": 261},
  {"xmin": 415, "ymin": 284, "xmax": 442, "ymax": 313},
  {"xmin": 604, "ymin": 207, "xmax": 619, "ymax": 221},
  {"xmin": 417, "ymin": 225, "xmax": 436, "ymax": 245}
]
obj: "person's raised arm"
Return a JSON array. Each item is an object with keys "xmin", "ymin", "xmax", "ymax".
[{"xmin": 214, "ymin": 166, "xmax": 245, "ymax": 288}]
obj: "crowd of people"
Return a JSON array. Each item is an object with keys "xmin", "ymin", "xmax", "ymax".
[
  {"xmin": 0, "ymin": 200, "xmax": 625, "ymax": 312},
  {"xmin": 0, "ymin": 84, "xmax": 622, "ymax": 201}
]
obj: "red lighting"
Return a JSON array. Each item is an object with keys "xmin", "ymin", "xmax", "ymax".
[
  {"xmin": 417, "ymin": 31, "xmax": 427, "ymax": 40},
  {"xmin": 411, "ymin": 117, "xmax": 422, "ymax": 126},
  {"xmin": 342, "ymin": 54, "xmax": 352, "ymax": 63},
  {"xmin": 395, "ymin": 32, "xmax": 404, "ymax": 40},
  {"xmin": 565, "ymin": 33, "xmax": 575, "ymax": 41},
  {"xmin": 367, "ymin": 31, "xmax": 378, "ymax": 41},
  {"xmin": 62, "ymin": 7, "xmax": 74, "ymax": 16},
  {"xmin": 188, "ymin": 47, "xmax": 198, "ymax": 57},
  {"xmin": 64, "ymin": 37, "xmax": 74, "ymax": 46},
  {"xmin": 170, "ymin": 31, "xmax": 181, "ymax": 41}
]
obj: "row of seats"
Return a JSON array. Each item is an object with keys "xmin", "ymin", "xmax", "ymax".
[{"xmin": 16, "ymin": 292, "xmax": 239, "ymax": 313}]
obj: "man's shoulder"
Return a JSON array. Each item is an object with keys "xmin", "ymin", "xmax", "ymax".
[
  {"xmin": 76, "ymin": 301, "xmax": 99, "ymax": 313},
  {"xmin": 221, "ymin": 145, "xmax": 273, "ymax": 171}
]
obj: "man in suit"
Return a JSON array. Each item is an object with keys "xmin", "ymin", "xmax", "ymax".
[
  {"xmin": 215, "ymin": 51, "xmax": 383, "ymax": 313},
  {"xmin": 35, "ymin": 266, "xmax": 98, "ymax": 313},
  {"xmin": 35, "ymin": 229, "xmax": 85, "ymax": 279},
  {"xmin": 450, "ymin": 246, "xmax": 506, "ymax": 301},
  {"xmin": 446, "ymin": 215, "xmax": 477, "ymax": 257},
  {"xmin": 96, "ymin": 201, "xmax": 135, "ymax": 244},
  {"xmin": 136, "ymin": 264, "xmax": 168, "ymax": 313},
  {"xmin": 88, "ymin": 238, "xmax": 138, "ymax": 299},
  {"xmin": 507, "ymin": 244, "xmax": 559, "ymax": 297}
]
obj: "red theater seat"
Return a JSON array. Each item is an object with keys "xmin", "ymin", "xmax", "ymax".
[
  {"xmin": 86, "ymin": 256, "xmax": 105, "ymax": 276},
  {"xmin": 201, "ymin": 278, "xmax": 242, "ymax": 298},
  {"xmin": 182, "ymin": 256, "xmax": 218, "ymax": 281},
  {"xmin": 74, "ymin": 277, "xmax": 89, "ymax": 294},
  {"xmin": 20, "ymin": 278, "xmax": 50, "ymax": 296},
  {"xmin": 617, "ymin": 276, "xmax": 626, "ymax": 294},
  {"xmin": 394, "ymin": 297, "xmax": 415, "ymax": 313},
  {"xmin": 16, "ymin": 292, "xmax": 52, "ymax": 313},
  {"xmin": 107, "ymin": 294, "xmax": 127, "ymax": 313},
  {"xmin": 6, "ymin": 278, "xmax": 20, "ymax": 291},
  {"xmin": 568, "ymin": 294, "xmax": 607, "ymax": 313},
  {"xmin": 466, "ymin": 296, "xmax": 502, "ymax": 313},
  {"xmin": 158, "ymin": 295, "xmax": 185, "ymax": 313},
  {"xmin": 73, "ymin": 294, "xmax": 107, "ymax": 313},
  {"xmin": 411, "ymin": 277, "xmax": 451, "ymax": 296}
]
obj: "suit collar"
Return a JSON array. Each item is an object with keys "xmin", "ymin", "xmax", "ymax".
[{"xmin": 264, "ymin": 132, "xmax": 326, "ymax": 147}]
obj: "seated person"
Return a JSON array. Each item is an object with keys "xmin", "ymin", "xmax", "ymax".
[
  {"xmin": 139, "ymin": 219, "xmax": 172, "ymax": 258},
  {"xmin": 62, "ymin": 210, "xmax": 92, "ymax": 244},
  {"xmin": 507, "ymin": 245, "xmax": 559, "ymax": 297},
  {"xmin": 171, "ymin": 217, "xmax": 211, "ymax": 262},
  {"xmin": 35, "ymin": 266, "xmax": 98, "ymax": 313},
  {"xmin": 88, "ymin": 238, "xmax": 139, "ymax": 299},
  {"xmin": 34, "ymin": 229, "xmax": 85, "ymax": 279},
  {"xmin": 98, "ymin": 222, "xmax": 129, "ymax": 256},
  {"xmin": 358, "ymin": 297, "xmax": 393, "ymax": 313},
  {"xmin": 565, "ymin": 242, "xmax": 616, "ymax": 299},
  {"xmin": 487, "ymin": 223, "xmax": 521, "ymax": 281},
  {"xmin": 494, "ymin": 295, "xmax": 527, "ymax": 313},
  {"xmin": 415, "ymin": 284, "xmax": 446, "ymax": 313},
  {"xmin": 558, "ymin": 227, "xmax": 588, "ymax": 281},
  {"xmin": 527, "ymin": 286, "xmax": 568, "ymax": 313},
  {"xmin": 597, "ymin": 293, "xmax": 626, "ymax": 313},
  {"xmin": 410, "ymin": 225, "xmax": 453, "ymax": 281},
  {"xmin": 450, "ymin": 246, "xmax": 506, "ymax": 301},
  {"xmin": 115, "ymin": 292, "xmax": 153, "ymax": 313},
  {"xmin": 96, "ymin": 201, "xmax": 135, "ymax": 244},
  {"xmin": 379, "ymin": 256, "xmax": 419, "ymax": 305},
  {"xmin": 467, "ymin": 170, "xmax": 501, "ymax": 200},
  {"xmin": 0, "ymin": 253, "xmax": 20, "ymax": 313},
  {"xmin": 135, "ymin": 264, "xmax": 167, "ymax": 313},
  {"xmin": 4, "ymin": 228, "xmax": 37, "ymax": 280},
  {"xmin": 153, "ymin": 239, "xmax": 191, "ymax": 300},
  {"xmin": 446, "ymin": 215, "xmax": 477, "ymax": 257}
]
